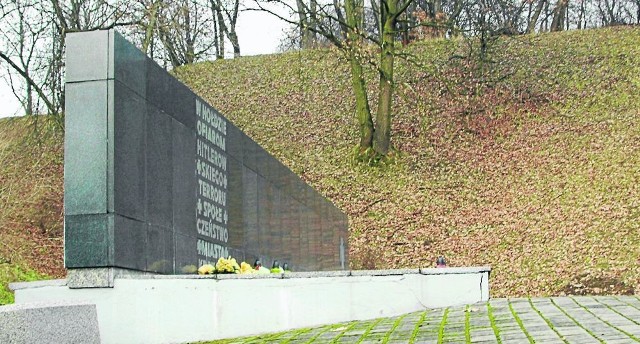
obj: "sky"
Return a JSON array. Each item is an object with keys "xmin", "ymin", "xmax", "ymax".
[{"xmin": 0, "ymin": 8, "xmax": 288, "ymax": 119}]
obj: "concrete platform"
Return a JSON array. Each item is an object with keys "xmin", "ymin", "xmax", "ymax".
[{"xmin": 7, "ymin": 267, "xmax": 490, "ymax": 343}]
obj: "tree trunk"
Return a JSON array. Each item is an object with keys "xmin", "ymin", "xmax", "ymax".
[
  {"xmin": 184, "ymin": 2, "xmax": 195, "ymax": 64},
  {"xmin": 577, "ymin": 0, "xmax": 586, "ymax": 28},
  {"xmin": 216, "ymin": 5, "xmax": 225, "ymax": 58},
  {"xmin": 25, "ymin": 77, "xmax": 33, "ymax": 116},
  {"xmin": 350, "ymin": 52, "xmax": 374, "ymax": 149},
  {"xmin": 334, "ymin": 0, "xmax": 347, "ymax": 38},
  {"xmin": 142, "ymin": 2, "xmax": 160, "ymax": 54},
  {"xmin": 211, "ymin": 0, "xmax": 241, "ymax": 58},
  {"xmin": 370, "ymin": 0, "xmax": 381, "ymax": 36},
  {"xmin": 449, "ymin": 0, "xmax": 465, "ymax": 36},
  {"xmin": 527, "ymin": 0, "xmax": 546, "ymax": 33},
  {"xmin": 550, "ymin": 0, "xmax": 568, "ymax": 31},
  {"xmin": 225, "ymin": 0, "xmax": 241, "ymax": 57},
  {"xmin": 345, "ymin": 0, "xmax": 374, "ymax": 150},
  {"xmin": 296, "ymin": 0, "xmax": 314, "ymax": 48},
  {"xmin": 309, "ymin": 0, "xmax": 317, "ymax": 46},
  {"xmin": 374, "ymin": 0, "xmax": 398, "ymax": 155},
  {"xmin": 213, "ymin": 9, "xmax": 221, "ymax": 58},
  {"xmin": 604, "ymin": 0, "xmax": 616, "ymax": 24},
  {"xmin": 228, "ymin": 30, "xmax": 241, "ymax": 57},
  {"xmin": 433, "ymin": 0, "xmax": 442, "ymax": 14}
]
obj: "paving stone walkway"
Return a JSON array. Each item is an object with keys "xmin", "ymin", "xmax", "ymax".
[{"xmin": 210, "ymin": 296, "xmax": 640, "ymax": 343}]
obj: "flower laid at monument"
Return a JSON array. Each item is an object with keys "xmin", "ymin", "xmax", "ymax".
[
  {"xmin": 197, "ymin": 264, "xmax": 215, "ymax": 275},
  {"xmin": 197, "ymin": 257, "xmax": 238, "ymax": 274},
  {"xmin": 270, "ymin": 260, "xmax": 284, "ymax": 274},
  {"xmin": 239, "ymin": 262, "xmax": 254, "ymax": 274},
  {"xmin": 254, "ymin": 259, "xmax": 277, "ymax": 274},
  {"xmin": 216, "ymin": 256, "xmax": 240, "ymax": 273},
  {"xmin": 196, "ymin": 256, "xmax": 294, "ymax": 275}
]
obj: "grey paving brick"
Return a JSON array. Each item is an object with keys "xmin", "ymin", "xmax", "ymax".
[
  {"xmin": 343, "ymin": 329, "xmax": 368, "ymax": 337},
  {"xmin": 618, "ymin": 324, "xmax": 640, "ymax": 333},
  {"xmin": 501, "ymin": 340, "xmax": 528, "ymax": 344},
  {"xmin": 387, "ymin": 330, "xmax": 414, "ymax": 340},
  {"xmin": 563, "ymin": 334, "xmax": 601, "ymax": 344},
  {"xmin": 476, "ymin": 326, "xmax": 499, "ymax": 336},
  {"xmin": 471, "ymin": 333, "xmax": 499, "ymax": 341},
  {"xmin": 469, "ymin": 322, "xmax": 492, "ymax": 329},
  {"xmin": 489, "ymin": 300, "xmax": 509, "ymax": 306},
  {"xmin": 499, "ymin": 332, "xmax": 530, "ymax": 342},
  {"xmin": 496, "ymin": 324, "xmax": 524, "ymax": 332},
  {"xmin": 336, "ymin": 336, "xmax": 362, "ymax": 343},
  {"xmin": 527, "ymin": 330, "xmax": 562, "ymax": 340},
  {"xmin": 519, "ymin": 323, "xmax": 553, "ymax": 333},
  {"xmin": 411, "ymin": 338, "xmax": 438, "ymax": 344},
  {"xmin": 471, "ymin": 339, "xmax": 499, "ymax": 344},
  {"xmin": 444, "ymin": 323, "xmax": 466, "ymax": 332},
  {"xmin": 394, "ymin": 324, "xmax": 417, "ymax": 333},
  {"xmin": 606, "ymin": 338, "xmax": 640, "ymax": 344},
  {"xmin": 415, "ymin": 332, "xmax": 438, "ymax": 343},
  {"xmin": 555, "ymin": 326, "xmax": 592, "ymax": 336},
  {"xmin": 493, "ymin": 314, "xmax": 514, "ymax": 321}
]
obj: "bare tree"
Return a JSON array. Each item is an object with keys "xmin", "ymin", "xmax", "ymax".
[
  {"xmin": 0, "ymin": 0, "xmax": 137, "ymax": 120},
  {"xmin": 0, "ymin": 0, "xmax": 54, "ymax": 116},
  {"xmin": 49, "ymin": 0, "xmax": 136, "ymax": 113},
  {"xmin": 252, "ymin": 0, "xmax": 414, "ymax": 161},
  {"xmin": 527, "ymin": 0, "xmax": 547, "ymax": 32},
  {"xmin": 154, "ymin": 0, "xmax": 217, "ymax": 68},
  {"xmin": 0, "ymin": 0, "xmax": 247, "ymax": 120},
  {"xmin": 2, "ymin": 0, "xmax": 638, "ymax": 123},
  {"xmin": 136, "ymin": 0, "xmax": 163, "ymax": 55},
  {"xmin": 209, "ymin": 0, "xmax": 241, "ymax": 58}
]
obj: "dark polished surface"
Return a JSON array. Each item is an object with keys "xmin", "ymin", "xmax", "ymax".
[{"xmin": 64, "ymin": 30, "xmax": 348, "ymax": 274}]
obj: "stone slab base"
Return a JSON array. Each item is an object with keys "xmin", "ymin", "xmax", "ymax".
[
  {"xmin": 0, "ymin": 301, "xmax": 100, "ymax": 344},
  {"xmin": 9, "ymin": 267, "xmax": 490, "ymax": 344}
]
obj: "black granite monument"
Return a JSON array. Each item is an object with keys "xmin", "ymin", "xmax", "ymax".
[{"xmin": 64, "ymin": 30, "xmax": 348, "ymax": 274}]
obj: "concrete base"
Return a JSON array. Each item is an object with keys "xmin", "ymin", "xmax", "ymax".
[
  {"xmin": 0, "ymin": 301, "xmax": 101, "ymax": 344},
  {"xmin": 8, "ymin": 267, "xmax": 490, "ymax": 344}
]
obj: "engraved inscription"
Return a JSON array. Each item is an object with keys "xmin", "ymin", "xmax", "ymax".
[{"xmin": 196, "ymin": 99, "xmax": 228, "ymax": 266}]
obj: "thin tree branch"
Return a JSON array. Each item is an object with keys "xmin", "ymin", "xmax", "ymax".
[{"xmin": 0, "ymin": 50, "xmax": 55, "ymax": 114}]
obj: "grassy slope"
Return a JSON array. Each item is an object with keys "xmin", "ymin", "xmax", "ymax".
[
  {"xmin": 0, "ymin": 116, "xmax": 64, "ymax": 304},
  {"xmin": 176, "ymin": 26, "xmax": 640, "ymax": 297},
  {"xmin": 0, "ymin": 27, "xmax": 637, "ymax": 300}
]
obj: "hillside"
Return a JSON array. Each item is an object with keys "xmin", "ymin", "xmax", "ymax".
[
  {"xmin": 1, "ymin": 27, "xmax": 638, "ymax": 301},
  {"xmin": 176, "ymin": 27, "xmax": 640, "ymax": 297},
  {"xmin": 0, "ymin": 116, "xmax": 63, "ymax": 304}
]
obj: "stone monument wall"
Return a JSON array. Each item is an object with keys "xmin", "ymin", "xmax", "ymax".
[{"xmin": 64, "ymin": 30, "xmax": 348, "ymax": 274}]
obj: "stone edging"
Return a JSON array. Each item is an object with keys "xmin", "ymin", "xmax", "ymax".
[{"xmin": 10, "ymin": 266, "xmax": 491, "ymax": 290}]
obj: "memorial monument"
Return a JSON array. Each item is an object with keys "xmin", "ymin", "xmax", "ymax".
[
  {"xmin": 64, "ymin": 29, "xmax": 348, "ymax": 276},
  {"xmin": 2, "ymin": 30, "xmax": 490, "ymax": 343}
]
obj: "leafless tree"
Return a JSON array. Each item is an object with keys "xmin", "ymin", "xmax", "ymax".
[
  {"xmin": 0, "ymin": 1, "xmax": 53, "ymax": 116},
  {"xmin": 251, "ymin": 0, "xmax": 415, "ymax": 162},
  {"xmin": 0, "ymin": 0, "xmax": 137, "ymax": 122},
  {"xmin": 153, "ymin": 0, "xmax": 217, "ymax": 68},
  {"xmin": 1, "ymin": 0, "xmax": 638, "ymax": 122},
  {"xmin": 0, "ymin": 0, "xmax": 242, "ymax": 118},
  {"xmin": 209, "ymin": 0, "xmax": 241, "ymax": 58}
]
